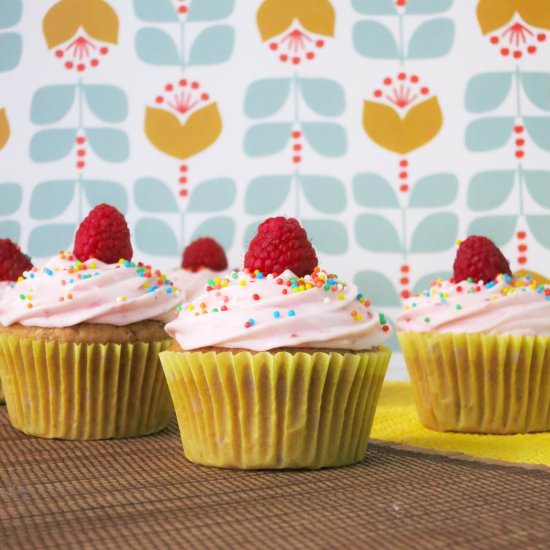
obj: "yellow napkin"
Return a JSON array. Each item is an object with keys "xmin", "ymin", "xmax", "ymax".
[{"xmin": 372, "ymin": 382, "xmax": 550, "ymax": 467}]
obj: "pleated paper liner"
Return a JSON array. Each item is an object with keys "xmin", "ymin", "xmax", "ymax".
[
  {"xmin": 160, "ymin": 348, "xmax": 391, "ymax": 469},
  {"xmin": 399, "ymin": 332, "xmax": 550, "ymax": 434},
  {"xmin": 0, "ymin": 334, "xmax": 174, "ymax": 439}
]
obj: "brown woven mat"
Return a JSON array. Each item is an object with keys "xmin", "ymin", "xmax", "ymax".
[{"xmin": 1, "ymin": 407, "xmax": 549, "ymax": 550}]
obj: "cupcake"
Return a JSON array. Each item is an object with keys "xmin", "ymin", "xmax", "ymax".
[
  {"xmin": 161, "ymin": 217, "xmax": 392, "ymax": 469},
  {"xmin": 170, "ymin": 237, "xmax": 228, "ymax": 303},
  {"xmin": 0, "ymin": 239, "xmax": 33, "ymax": 403},
  {"xmin": 0, "ymin": 204, "xmax": 181, "ymax": 439},
  {"xmin": 398, "ymin": 235, "xmax": 550, "ymax": 434}
]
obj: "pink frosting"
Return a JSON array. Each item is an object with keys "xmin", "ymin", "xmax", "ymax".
[
  {"xmin": 0, "ymin": 281, "xmax": 13, "ymax": 300},
  {"xmin": 397, "ymin": 274, "xmax": 550, "ymax": 335},
  {"xmin": 169, "ymin": 268, "xmax": 220, "ymax": 304},
  {"xmin": 165, "ymin": 269, "xmax": 392, "ymax": 351},
  {"xmin": 0, "ymin": 252, "xmax": 181, "ymax": 328}
]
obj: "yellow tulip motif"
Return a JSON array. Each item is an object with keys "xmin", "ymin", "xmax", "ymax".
[
  {"xmin": 362, "ymin": 74, "xmax": 443, "ymax": 155},
  {"xmin": 477, "ymin": 0, "xmax": 550, "ymax": 35},
  {"xmin": 0, "ymin": 108, "xmax": 10, "ymax": 151},
  {"xmin": 145, "ymin": 82, "xmax": 222, "ymax": 161},
  {"xmin": 257, "ymin": 0, "xmax": 335, "ymax": 63},
  {"xmin": 43, "ymin": 0, "xmax": 118, "ymax": 70}
]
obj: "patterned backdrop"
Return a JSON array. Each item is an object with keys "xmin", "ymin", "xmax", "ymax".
[{"xmin": 1, "ymin": 0, "xmax": 549, "ymax": 375}]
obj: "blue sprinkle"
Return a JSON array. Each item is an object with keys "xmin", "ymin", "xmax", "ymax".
[
  {"xmin": 147, "ymin": 285, "xmax": 158, "ymax": 293},
  {"xmin": 256, "ymin": 272, "xmax": 264, "ymax": 279},
  {"xmin": 166, "ymin": 287, "xmax": 173, "ymax": 294},
  {"xmin": 44, "ymin": 267, "xmax": 53, "ymax": 276},
  {"xmin": 485, "ymin": 281, "xmax": 496, "ymax": 288},
  {"xmin": 273, "ymin": 311, "xmax": 281, "ymax": 319},
  {"xmin": 288, "ymin": 309, "xmax": 296, "ymax": 317},
  {"xmin": 356, "ymin": 293, "xmax": 363, "ymax": 300},
  {"xmin": 29, "ymin": 272, "xmax": 35, "ymax": 279},
  {"xmin": 546, "ymin": 296, "xmax": 550, "ymax": 302},
  {"xmin": 69, "ymin": 278, "xmax": 75, "ymax": 284},
  {"xmin": 248, "ymin": 318, "xmax": 255, "ymax": 326}
]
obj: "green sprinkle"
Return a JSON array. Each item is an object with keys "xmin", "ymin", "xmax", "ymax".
[
  {"xmin": 456, "ymin": 304, "xmax": 462, "ymax": 310},
  {"xmin": 412, "ymin": 302, "xmax": 417, "ymax": 308},
  {"xmin": 424, "ymin": 316, "xmax": 431, "ymax": 323},
  {"xmin": 379, "ymin": 313, "xmax": 386, "ymax": 325}
]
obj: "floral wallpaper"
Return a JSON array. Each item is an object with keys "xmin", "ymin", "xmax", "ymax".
[{"xmin": 1, "ymin": 0, "xmax": 549, "ymax": 370}]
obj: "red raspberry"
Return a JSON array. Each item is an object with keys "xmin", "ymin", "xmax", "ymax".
[
  {"xmin": 74, "ymin": 204, "xmax": 132, "ymax": 263},
  {"xmin": 182, "ymin": 237, "xmax": 228, "ymax": 272},
  {"xmin": 453, "ymin": 235, "xmax": 511, "ymax": 283},
  {"xmin": 0, "ymin": 239, "xmax": 33, "ymax": 281},
  {"xmin": 244, "ymin": 217, "xmax": 318, "ymax": 276}
]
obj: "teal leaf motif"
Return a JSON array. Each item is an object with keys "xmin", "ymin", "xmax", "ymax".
[
  {"xmin": 31, "ymin": 85, "xmax": 75, "ymax": 125},
  {"xmin": 353, "ymin": 21, "xmax": 399, "ymax": 59},
  {"xmin": 355, "ymin": 214, "xmax": 401, "ymax": 252},
  {"xmin": 0, "ymin": 182, "xmax": 22, "ymax": 215},
  {"xmin": 524, "ymin": 171, "xmax": 550, "ymax": 209},
  {"xmin": 351, "ymin": 0, "xmax": 396, "ymax": 15},
  {"xmin": 468, "ymin": 171, "xmax": 515, "ymax": 211},
  {"xmin": 188, "ymin": 178, "xmax": 236, "ymax": 212},
  {"xmin": 407, "ymin": 19, "xmax": 454, "ymax": 59},
  {"xmin": 86, "ymin": 128, "xmax": 129, "ymax": 162},
  {"xmin": 243, "ymin": 221, "xmax": 260, "ymax": 248},
  {"xmin": 30, "ymin": 180, "xmax": 75, "ymax": 220},
  {"xmin": 521, "ymin": 73, "xmax": 550, "ymax": 111},
  {"xmin": 412, "ymin": 271, "xmax": 452, "ymax": 294},
  {"xmin": 133, "ymin": 0, "xmax": 178, "ymax": 22},
  {"xmin": 300, "ymin": 175, "xmax": 346, "ymax": 214},
  {"xmin": 527, "ymin": 216, "xmax": 550, "ymax": 249},
  {"xmin": 409, "ymin": 174, "xmax": 458, "ymax": 208},
  {"xmin": 467, "ymin": 216, "xmax": 517, "ymax": 246},
  {"xmin": 302, "ymin": 122, "xmax": 347, "ymax": 157},
  {"xmin": 244, "ymin": 123, "xmax": 292, "ymax": 156},
  {"xmin": 188, "ymin": 0, "xmax": 234, "ymax": 21},
  {"xmin": 302, "ymin": 220, "xmax": 348, "ymax": 255},
  {"xmin": 406, "ymin": 0, "xmax": 453, "ymax": 14},
  {"xmin": 136, "ymin": 28, "xmax": 180, "ymax": 66},
  {"xmin": 191, "ymin": 217, "xmax": 235, "ymax": 250},
  {"xmin": 465, "ymin": 73, "xmax": 512, "ymax": 113},
  {"xmin": 245, "ymin": 176, "xmax": 291, "ymax": 215},
  {"xmin": 0, "ymin": 33, "xmax": 22, "ymax": 71},
  {"xmin": 410, "ymin": 213, "xmax": 458, "ymax": 253},
  {"xmin": 83, "ymin": 85, "xmax": 128, "ymax": 123},
  {"xmin": 244, "ymin": 79, "xmax": 291, "ymax": 119},
  {"xmin": 28, "ymin": 224, "xmax": 76, "ymax": 257},
  {"xmin": 134, "ymin": 178, "xmax": 178, "ymax": 213},
  {"xmin": 299, "ymin": 79, "xmax": 345, "ymax": 117},
  {"xmin": 354, "ymin": 271, "xmax": 400, "ymax": 307},
  {"xmin": 465, "ymin": 117, "xmax": 513, "ymax": 152},
  {"xmin": 189, "ymin": 25, "xmax": 235, "ymax": 65},
  {"xmin": 0, "ymin": 0, "xmax": 22, "ymax": 28},
  {"xmin": 524, "ymin": 118, "xmax": 550, "ymax": 151},
  {"xmin": 0, "ymin": 221, "xmax": 19, "ymax": 241},
  {"xmin": 30, "ymin": 129, "xmax": 77, "ymax": 162},
  {"xmin": 353, "ymin": 173, "xmax": 399, "ymax": 208},
  {"xmin": 84, "ymin": 180, "xmax": 128, "ymax": 213},
  {"xmin": 135, "ymin": 219, "xmax": 179, "ymax": 256}
]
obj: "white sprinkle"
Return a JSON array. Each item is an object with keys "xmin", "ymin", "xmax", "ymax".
[{"xmin": 323, "ymin": 297, "xmax": 331, "ymax": 304}]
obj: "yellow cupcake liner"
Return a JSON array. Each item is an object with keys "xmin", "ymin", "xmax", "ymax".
[
  {"xmin": 160, "ymin": 348, "xmax": 391, "ymax": 469},
  {"xmin": 399, "ymin": 332, "xmax": 550, "ymax": 434},
  {"xmin": 0, "ymin": 334, "xmax": 174, "ymax": 439}
]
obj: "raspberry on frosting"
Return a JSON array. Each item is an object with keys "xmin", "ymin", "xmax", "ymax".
[
  {"xmin": 453, "ymin": 235, "xmax": 511, "ymax": 283},
  {"xmin": 0, "ymin": 239, "xmax": 33, "ymax": 282},
  {"xmin": 182, "ymin": 237, "xmax": 227, "ymax": 272},
  {"xmin": 244, "ymin": 217, "xmax": 318, "ymax": 277},
  {"xmin": 74, "ymin": 203, "xmax": 133, "ymax": 264}
]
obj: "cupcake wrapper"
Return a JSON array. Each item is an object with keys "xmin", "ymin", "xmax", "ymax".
[
  {"xmin": 160, "ymin": 348, "xmax": 390, "ymax": 469},
  {"xmin": 399, "ymin": 332, "xmax": 550, "ymax": 434},
  {"xmin": 0, "ymin": 334, "xmax": 174, "ymax": 439}
]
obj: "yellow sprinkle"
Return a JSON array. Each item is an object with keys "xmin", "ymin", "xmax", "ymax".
[
  {"xmin": 187, "ymin": 304, "xmax": 195, "ymax": 311},
  {"xmin": 118, "ymin": 259, "xmax": 125, "ymax": 265},
  {"xmin": 17, "ymin": 276, "xmax": 24, "ymax": 283},
  {"xmin": 89, "ymin": 261, "xmax": 97, "ymax": 269},
  {"xmin": 239, "ymin": 280, "xmax": 247, "ymax": 286},
  {"xmin": 27, "ymin": 295, "xmax": 33, "ymax": 301},
  {"xmin": 338, "ymin": 292, "xmax": 345, "ymax": 301},
  {"xmin": 355, "ymin": 314, "xmax": 363, "ymax": 321}
]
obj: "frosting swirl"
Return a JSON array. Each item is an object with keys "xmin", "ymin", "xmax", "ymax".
[
  {"xmin": 0, "ymin": 252, "xmax": 181, "ymax": 327},
  {"xmin": 397, "ymin": 274, "xmax": 550, "ymax": 335},
  {"xmin": 165, "ymin": 268, "xmax": 391, "ymax": 351},
  {"xmin": 169, "ymin": 268, "xmax": 220, "ymax": 304}
]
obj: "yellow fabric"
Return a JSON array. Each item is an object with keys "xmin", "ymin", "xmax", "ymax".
[{"xmin": 372, "ymin": 382, "xmax": 550, "ymax": 467}]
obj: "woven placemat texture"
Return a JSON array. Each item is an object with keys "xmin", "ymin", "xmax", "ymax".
[
  {"xmin": 372, "ymin": 383, "xmax": 550, "ymax": 466},
  {"xmin": 1, "ymin": 407, "xmax": 549, "ymax": 550}
]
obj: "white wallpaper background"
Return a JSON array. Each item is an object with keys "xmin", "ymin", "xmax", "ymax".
[{"xmin": 1, "ymin": 0, "xmax": 550, "ymax": 379}]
